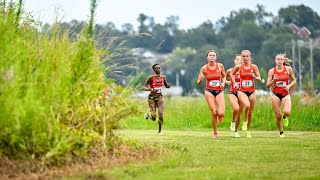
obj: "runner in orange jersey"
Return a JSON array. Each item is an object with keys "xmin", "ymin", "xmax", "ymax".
[{"xmin": 266, "ymin": 54, "xmax": 296, "ymax": 138}]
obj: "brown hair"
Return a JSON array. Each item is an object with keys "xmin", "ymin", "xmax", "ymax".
[
  {"xmin": 207, "ymin": 50, "xmax": 218, "ymax": 57},
  {"xmin": 152, "ymin": 63, "xmax": 160, "ymax": 69}
]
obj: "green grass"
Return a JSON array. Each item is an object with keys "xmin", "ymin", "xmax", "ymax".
[
  {"xmin": 120, "ymin": 96, "xmax": 320, "ymax": 131},
  {"xmin": 69, "ymin": 130, "xmax": 320, "ymax": 179},
  {"xmin": 70, "ymin": 95, "xmax": 319, "ymax": 179}
]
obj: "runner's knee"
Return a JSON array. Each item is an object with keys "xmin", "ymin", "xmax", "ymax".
[
  {"xmin": 242, "ymin": 102, "xmax": 250, "ymax": 109},
  {"xmin": 283, "ymin": 111, "xmax": 290, "ymax": 117},
  {"xmin": 233, "ymin": 106, "xmax": 240, "ymax": 114},
  {"xmin": 211, "ymin": 111, "xmax": 218, "ymax": 117},
  {"xmin": 217, "ymin": 111, "xmax": 224, "ymax": 117}
]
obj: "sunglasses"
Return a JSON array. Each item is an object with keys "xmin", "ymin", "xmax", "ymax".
[{"xmin": 242, "ymin": 55, "xmax": 250, "ymax": 57}]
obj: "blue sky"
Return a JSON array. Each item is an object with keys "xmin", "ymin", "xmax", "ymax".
[{"xmin": 24, "ymin": 0, "xmax": 320, "ymax": 30}]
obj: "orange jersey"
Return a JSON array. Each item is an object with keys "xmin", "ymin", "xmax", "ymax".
[
  {"xmin": 272, "ymin": 66, "xmax": 290, "ymax": 95},
  {"xmin": 149, "ymin": 75, "xmax": 164, "ymax": 94},
  {"xmin": 239, "ymin": 64, "xmax": 255, "ymax": 92},
  {"xmin": 205, "ymin": 63, "xmax": 222, "ymax": 91},
  {"xmin": 229, "ymin": 67, "xmax": 240, "ymax": 92}
]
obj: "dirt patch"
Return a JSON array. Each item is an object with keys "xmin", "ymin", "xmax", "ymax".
[{"xmin": 0, "ymin": 143, "xmax": 157, "ymax": 180}]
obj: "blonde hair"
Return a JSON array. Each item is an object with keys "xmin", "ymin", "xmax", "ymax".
[
  {"xmin": 241, "ymin": 50, "xmax": 253, "ymax": 62},
  {"xmin": 241, "ymin": 50, "xmax": 251, "ymax": 56},
  {"xmin": 276, "ymin": 53, "xmax": 292, "ymax": 66},
  {"xmin": 234, "ymin": 54, "xmax": 243, "ymax": 63},
  {"xmin": 283, "ymin": 57, "xmax": 292, "ymax": 66}
]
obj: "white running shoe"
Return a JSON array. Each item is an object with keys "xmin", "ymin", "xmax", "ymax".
[
  {"xmin": 144, "ymin": 109, "xmax": 150, "ymax": 120},
  {"xmin": 234, "ymin": 132, "xmax": 240, "ymax": 138},
  {"xmin": 230, "ymin": 121, "xmax": 235, "ymax": 132}
]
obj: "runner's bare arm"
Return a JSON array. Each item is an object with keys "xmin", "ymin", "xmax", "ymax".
[
  {"xmin": 225, "ymin": 69, "xmax": 231, "ymax": 85},
  {"xmin": 253, "ymin": 65, "xmax": 262, "ymax": 82},
  {"xmin": 163, "ymin": 75, "xmax": 171, "ymax": 88},
  {"xmin": 197, "ymin": 66, "xmax": 206, "ymax": 85},
  {"xmin": 287, "ymin": 67, "xmax": 296, "ymax": 89},
  {"xmin": 266, "ymin": 69, "xmax": 275, "ymax": 88},
  {"xmin": 232, "ymin": 65, "xmax": 241, "ymax": 75},
  {"xmin": 220, "ymin": 63, "xmax": 226, "ymax": 89}
]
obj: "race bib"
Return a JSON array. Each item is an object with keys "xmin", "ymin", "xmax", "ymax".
[
  {"xmin": 242, "ymin": 80, "xmax": 253, "ymax": 88},
  {"xmin": 275, "ymin": 81, "xmax": 286, "ymax": 87},
  {"xmin": 209, "ymin": 80, "xmax": 220, "ymax": 87},
  {"xmin": 153, "ymin": 87, "xmax": 162, "ymax": 93}
]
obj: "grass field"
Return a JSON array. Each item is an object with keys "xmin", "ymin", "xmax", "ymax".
[
  {"xmin": 120, "ymin": 96, "xmax": 320, "ymax": 131},
  {"xmin": 62, "ymin": 96, "xmax": 319, "ymax": 179},
  {"xmin": 67, "ymin": 129, "xmax": 320, "ymax": 179}
]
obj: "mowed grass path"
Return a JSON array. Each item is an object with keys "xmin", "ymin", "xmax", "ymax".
[{"xmin": 72, "ymin": 130, "xmax": 320, "ymax": 179}]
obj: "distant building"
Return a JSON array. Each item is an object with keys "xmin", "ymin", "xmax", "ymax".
[{"xmin": 132, "ymin": 48, "xmax": 167, "ymax": 65}]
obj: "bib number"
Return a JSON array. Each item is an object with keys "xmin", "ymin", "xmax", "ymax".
[
  {"xmin": 153, "ymin": 87, "xmax": 162, "ymax": 93},
  {"xmin": 242, "ymin": 80, "xmax": 253, "ymax": 88},
  {"xmin": 209, "ymin": 80, "xmax": 220, "ymax": 87},
  {"xmin": 275, "ymin": 81, "xmax": 286, "ymax": 87}
]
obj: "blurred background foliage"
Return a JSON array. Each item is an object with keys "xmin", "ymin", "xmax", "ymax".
[{"xmin": 41, "ymin": 4, "xmax": 320, "ymax": 94}]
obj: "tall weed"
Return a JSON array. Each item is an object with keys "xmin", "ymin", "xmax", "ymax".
[{"xmin": 0, "ymin": 2, "xmax": 138, "ymax": 161}]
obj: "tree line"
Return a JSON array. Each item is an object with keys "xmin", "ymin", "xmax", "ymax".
[{"xmin": 43, "ymin": 4, "xmax": 320, "ymax": 94}]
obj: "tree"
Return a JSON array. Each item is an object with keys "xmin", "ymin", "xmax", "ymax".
[
  {"xmin": 164, "ymin": 15, "xmax": 180, "ymax": 35},
  {"xmin": 176, "ymin": 21, "xmax": 219, "ymax": 49},
  {"xmin": 255, "ymin": 4, "xmax": 273, "ymax": 29},
  {"xmin": 151, "ymin": 24, "xmax": 174, "ymax": 53},
  {"xmin": 136, "ymin": 13, "xmax": 155, "ymax": 49},
  {"xmin": 165, "ymin": 47, "xmax": 197, "ymax": 93},
  {"xmin": 278, "ymin": 5, "xmax": 320, "ymax": 37},
  {"xmin": 121, "ymin": 23, "xmax": 135, "ymax": 35},
  {"xmin": 315, "ymin": 73, "xmax": 320, "ymax": 89},
  {"xmin": 137, "ymin": 13, "xmax": 149, "ymax": 33},
  {"xmin": 237, "ymin": 21, "xmax": 265, "ymax": 54},
  {"xmin": 259, "ymin": 28, "xmax": 292, "ymax": 70},
  {"xmin": 217, "ymin": 8, "xmax": 256, "ymax": 38}
]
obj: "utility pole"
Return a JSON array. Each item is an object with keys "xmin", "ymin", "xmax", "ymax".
[
  {"xmin": 309, "ymin": 38, "xmax": 314, "ymax": 87},
  {"xmin": 292, "ymin": 39, "xmax": 296, "ymax": 74},
  {"xmin": 289, "ymin": 24, "xmax": 314, "ymax": 92},
  {"xmin": 176, "ymin": 72, "xmax": 179, "ymax": 87},
  {"xmin": 297, "ymin": 40, "xmax": 303, "ymax": 93}
]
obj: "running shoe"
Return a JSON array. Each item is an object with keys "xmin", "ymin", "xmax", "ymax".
[
  {"xmin": 230, "ymin": 121, "xmax": 235, "ymax": 131},
  {"xmin": 218, "ymin": 116, "xmax": 223, "ymax": 122},
  {"xmin": 242, "ymin": 121, "xmax": 248, "ymax": 131},
  {"xmin": 246, "ymin": 130, "xmax": 252, "ymax": 138},
  {"xmin": 283, "ymin": 118, "xmax": 289, "ymax": 127},
  {"xmin": 234, "ymin": 132, "xmax": 240, "ymax": 138},
  {"xmin": 158, "ymin": 132, "xmax": 163, "ymax": 136},
  {"xmin": 279, "ymin": 134, "xmax": 285, "ymax": 138},
  {"xmin": 144, "ymin": 109, "xmax": 150, "ymax": 120},
  {"xmin": 212, "ymin": 133, "xmax": 218, "ymax": 139}
]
